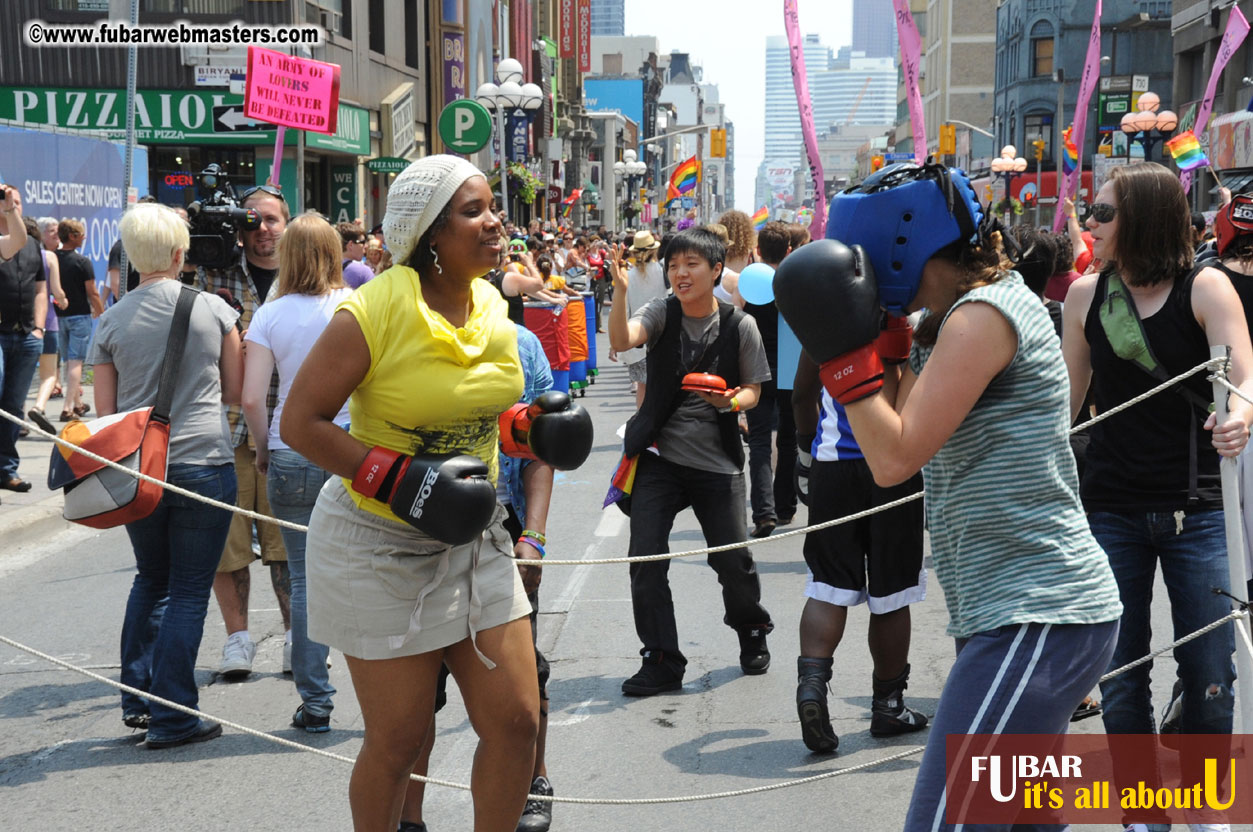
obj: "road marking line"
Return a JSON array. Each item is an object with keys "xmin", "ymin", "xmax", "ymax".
[{"xmin": 549, "ymin": 696, "xmax": 595, "ymax": 727}]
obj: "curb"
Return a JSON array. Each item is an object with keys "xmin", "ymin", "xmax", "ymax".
[{"xmin": 2, "ymin": 498, "xmax": 71, "ymax": 551}]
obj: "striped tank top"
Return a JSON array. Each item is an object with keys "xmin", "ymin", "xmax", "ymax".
[{"xmin": 909, "ymin": 273, "xmax": 1122, "ymax": 638}]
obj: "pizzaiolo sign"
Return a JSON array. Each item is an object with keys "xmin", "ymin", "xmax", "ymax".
[{"xmin": 0, "ymin": 86, "xmax": 368, "ymax": 152}]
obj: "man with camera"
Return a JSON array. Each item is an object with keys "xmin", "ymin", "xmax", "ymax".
[{"xmin": 194, "ymin": 183, "xmax": 292, "ymax": 679}]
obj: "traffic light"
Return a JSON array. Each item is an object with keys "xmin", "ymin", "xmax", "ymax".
[
  {"xmin": 871, "ymin": 155, "xmax": 885, "ymax": 172},
  {"xmin": 984, "ymin": 184, "xmax": 994, "ymax": 202},
  {"xmin": 1023, "ymin": 191, "xmax": 1036, "ymax": 208},
  {"xmin": 710, "ymin": 128, "xmax": 727, "ymax": 158},
  {"xmin": 938, "ymin": 123, "xmax": 957, "ymax": 156},
  {"xmin": 1032, "ymin": 139, "xmax": 1045, "ymax": 161}
]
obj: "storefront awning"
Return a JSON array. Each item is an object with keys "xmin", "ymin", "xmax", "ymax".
[{"xmin": 1211, "ymin": 170, "xmax": 1253, "ymax": 194}]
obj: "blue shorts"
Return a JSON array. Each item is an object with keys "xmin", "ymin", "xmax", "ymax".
[
  {"xmin": 42, "ymin": 328, "xmax": 58, "ymax": 356},
  {"xmin": 58, "ymin": 315, "xmax": 92, "ymax": 361}
]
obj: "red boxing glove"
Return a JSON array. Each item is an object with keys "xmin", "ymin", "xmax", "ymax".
[
  {"xmin": 499, "ymin": 391, "xmax": 594, "ymax": 470},
  {"xmin": 874, "ymin": 315, "xmax": 913, "ymax": 365},
  {"xmin": 353, "ymin": 446, "xmax": 407, "ymax": 500},
  {"xmin": 818, "ymin": 344, "xmax": 884, "ymax": 406}
]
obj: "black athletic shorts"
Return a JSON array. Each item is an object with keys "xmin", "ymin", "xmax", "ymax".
[{"xmin": 802, "ymin": 458, "xmax": 926, "ymax": 613}]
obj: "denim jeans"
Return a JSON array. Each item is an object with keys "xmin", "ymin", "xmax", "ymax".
[
  {"xmin": 745, "ymin": 381, "xmax": 797, "ymax": 524},
  {"xmin": 627, "ymin": 453, "xmax": 772, "ymax": 670},
  {"xmin": 57, "ymin": 314, "xmax": 92, "ymax": 361},
  {"xmin": 120, "ymin": 463, "xmax": 236, "ymax": 743},
  {"xmin": 1090, "ymin": 510, "xmax": 1236, "ymax": 737},
  {"xmin": 267, "ymin": 448, "xmax": 336, "ymax": 717},
  {"xmin": 0, "ymin": 331, "xmax": 42, "ymax": 479}
]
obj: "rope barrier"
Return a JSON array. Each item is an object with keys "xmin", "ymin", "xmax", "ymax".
[
  {"xmin": 0, "ymin": 632, "xmax": 924, "ymax": 804},
  {"xmin": 1, "ymin": 599, "xmax": 1243, "ymax": 803},
  {"xmin": 0, "ymin": 357, "xmax": 1224, "ymax": 567}
]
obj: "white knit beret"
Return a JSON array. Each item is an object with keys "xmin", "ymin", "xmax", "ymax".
[{"xmin": 383, "ymin": 155, "xmax": 486, "ymax": 267}]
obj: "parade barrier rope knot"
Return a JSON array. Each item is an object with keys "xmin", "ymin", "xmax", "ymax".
[{"xmin": 1, "ymin": 356, "xmax": 1250, "ymax": 803}]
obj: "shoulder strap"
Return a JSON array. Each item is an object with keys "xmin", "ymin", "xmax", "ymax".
[{"xmin": 152, "ymin": 286, "xmax": 198, "ymax": 423}]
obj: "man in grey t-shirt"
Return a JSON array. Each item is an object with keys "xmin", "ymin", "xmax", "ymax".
[{"xmin": 608, "ymin": 227, "xmax": 774, "ymax": 697}]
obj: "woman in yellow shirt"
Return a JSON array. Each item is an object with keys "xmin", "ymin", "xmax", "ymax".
[{"xmin": 282, "ymin": 155, "xmax": 540, "ymax": 832}]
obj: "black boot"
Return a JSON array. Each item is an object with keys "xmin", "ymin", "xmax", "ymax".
[
  {"xmin": 870, "ymin": 663, "xmax": 929, "ymax": 737},
  {"xmin": 796, "ymin": 657, "xmax": 838, "ymax": 753}
]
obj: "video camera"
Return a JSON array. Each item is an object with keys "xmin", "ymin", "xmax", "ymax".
[{"xmin": 186, "ymin": 164, "xmax": 261, "ymax": 269}]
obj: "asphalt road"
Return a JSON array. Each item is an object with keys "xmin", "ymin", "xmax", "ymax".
[{"xmin": 0, "ymin": 343, "xmax": 1230, "ymax": 831}]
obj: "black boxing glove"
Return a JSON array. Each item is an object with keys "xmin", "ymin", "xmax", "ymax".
[
  {"xmin": 774, "ymin": 239, "xmax": 885, "ymax": 405},
  {"xmin": 499, "ymin": 390, "xmax": 594, "ymax": 470},
  {"xmin": 353, "ymin": 448, "xmax": 496, "ymax": 546}
]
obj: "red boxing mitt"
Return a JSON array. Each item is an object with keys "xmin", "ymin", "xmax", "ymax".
[
  {"xmin": 819, "ymin": 344, "xmax": 884, "ymax": 406},
  {"xmin": 874, "ymin": 314, "xmax": 913, "ymax": 365},
  {"xmin": 680, "ymin": 373, "xmax": 727, "ymax": 395}
]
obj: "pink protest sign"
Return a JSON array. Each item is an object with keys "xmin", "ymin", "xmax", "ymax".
[
  {"xmin": 1053, "ymin": 0, "xmax": 1102, "ymax": 231},
  {"xmin": 244, "ymin": 46, "xmax": 341, "ymax": 135},
  {"xmin": 784, "ymin": 0, "xmax": 826, "ymax": 241},
  {"xmin": 1180, "ymin": 5, "xmax": 1249, "ymax": 193},
  {"xmin": 893, "ymin": 0, "xmax": 926, "ymax": 163}
]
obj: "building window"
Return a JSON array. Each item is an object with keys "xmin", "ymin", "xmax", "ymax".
[
  {"xmin": 1030, "ymin": 19, "xmax": 1054, "ymax": 77},
  {"xmin": 368, "ymin": 0, "xmax": 385, "ymax": 54},
  {"xmin": 306, "ymin": 0, "xmax": 350, "ymax": 38},
  {"xmin": 141, "ymin": 0, "xmax": 245, "ymax": 12},
  {"xmin": 404, "ymin": 1, "xmax": 418, "ymax": 69},
  {"xmin": 1024, "ymin": 113, "xmax": 1053, "ymax": 160}
]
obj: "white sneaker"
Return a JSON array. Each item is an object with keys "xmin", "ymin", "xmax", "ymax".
[
  {"xmin": 1189, "ymin": 824, "xmax": 1231, "ymax": 831},
  {"xmin": 283, "ymin": 641, "xmax": 292, "ymax": 675},
  {"xmin": 220, "ymin": 632, "xmax": 255, "ymax": 679}
]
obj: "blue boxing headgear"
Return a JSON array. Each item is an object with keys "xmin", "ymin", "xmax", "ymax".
[{"xmin": 826, "ymin": 162, "xmax": 984, "ymax": 315}]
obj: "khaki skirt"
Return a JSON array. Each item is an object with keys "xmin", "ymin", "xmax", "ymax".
[{"xmin": 306, "ymin": 477, "xmax": 531, "ymax": 662}]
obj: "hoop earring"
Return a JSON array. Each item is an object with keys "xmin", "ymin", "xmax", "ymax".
[{"xmin": 430, "ymin": 245, "xmax": 442, "ymax": 275}]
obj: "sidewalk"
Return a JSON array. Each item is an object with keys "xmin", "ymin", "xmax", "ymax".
[{"xmin": 0, "ymin": 374, "xmax": 94, "ymax": 548}]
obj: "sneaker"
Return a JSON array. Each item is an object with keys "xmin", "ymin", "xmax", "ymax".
[
  {"xmin": 291, "ymin": 704, "xmax": 330, "ymax": 733},
  {"xmin": 283, "ymin": 641, "xmax": 293, "ymax": 675},
  {"xmin": 397, "ymin": 824, "xmax": 428, "ymax": 832},
  {"xmin": 220, "ymin": 632, "xmax": 255, "ymax": 680},
  {"xmin": 738, "ymin": 627, "xmax": 771, "ymax": 675},
  {"xmin": 1159, "ymin": 677, "xmax": 1183, "ymax": 749},
  {"xmin": 122, "ymin": 713, "xmax": 150, "ymax": 730},
  {"xmin": 516, "ymin": 775, "xmax": 553, "ymax": 832},
  {"xmin": 145, "ymin": 720, "xmax": 222, "ymax": 749},
  {"xmin": 622, "ymin": 651, "xmax": 683, "ymax": 696},
  {"xmin": 749, "ymin": 521, "xmax": 776, "ymax": 538},
  {"xmin": 870, "ymin": 663, "xmax": 929, "ymax": 737}
]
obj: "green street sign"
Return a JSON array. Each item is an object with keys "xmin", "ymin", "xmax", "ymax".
[
  {"xmin": 367, "ymin": 157, "xmax": 410, "ymax": 174},
  {"xmin": 438, "ymin": 99, "xmax": 492, "ymax": 154},
  {"xmin": 305, "ymin": 104, "xmax": 371, "ymax": 155}
]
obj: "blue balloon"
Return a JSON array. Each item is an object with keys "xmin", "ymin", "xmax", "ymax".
[{"xmin": 737, "ymin": 262, "xmax": 776, "ymax": 305}]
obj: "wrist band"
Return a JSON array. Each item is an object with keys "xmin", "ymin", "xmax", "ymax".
[
  {"xmin": 518, "ymin": 536, "xmax": 546, "ymax": 558},
  {"xmin": 730, "ymin": 396, "xmax": 740, "ymax": 413},
  {"xmin": 520, "ymin": 528, "xmax": 546, "ymax": 545}
]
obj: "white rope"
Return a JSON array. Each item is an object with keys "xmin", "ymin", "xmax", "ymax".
[
  {"xmin": 1212, "ymin": 372, "xmax": 1253, "ymax": 409},
  {"xmin": 0, "ymin": 632, "xmax": 923, "ymax": 805},
  {"xmin": 0, "ymin": 357, "xmax": 1221, "ymax": 567},
  {"xmin": 1098, "ymin": 608, "xmax": 1247, "ymax": 684}
]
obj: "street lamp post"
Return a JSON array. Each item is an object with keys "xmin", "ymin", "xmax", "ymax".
[
  {"xmin": 1120, "ymin": 91, "xmax": 1176, "ymax": 161},
  {"xmin": 614, "ymin": 149, "xmax": 648, "ymax": 229},
  {"xmin": 475, "ymin": 58, "xmax": 543, "ymax": 220},
  {"xmin": 989, "ymin": 145, "xmax": 1028, "ymax": 225}
]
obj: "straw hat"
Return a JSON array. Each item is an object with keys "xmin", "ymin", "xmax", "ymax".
[{"xmin": 631, "ymin": 229, "xmax": 661, "ymax": 251}]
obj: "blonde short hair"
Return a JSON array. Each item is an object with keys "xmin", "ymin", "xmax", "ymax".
[
  {"xmin": 119, "ymin": 203, "xmax": 190, "ymax": 274},
  {"xmin": 276, "ymin": 212, "xmax": 346, "ymax": 298}
]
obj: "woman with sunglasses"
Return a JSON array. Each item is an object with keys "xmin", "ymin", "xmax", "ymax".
[
  {"xmin": 281, "ymin": 156, "xmax": 587, "ymax": 832},
  {"xmin": 776, "ymin": 162, "xmax": 1124, "ymax": 829},
  {"xmin": 1062, "ymin": 163, "xmax": 1253, "ymax": 778}
]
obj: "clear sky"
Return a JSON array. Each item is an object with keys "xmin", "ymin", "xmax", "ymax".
[{"xmin": 624, "ymin": 0, "xmax": 854, "ymax": 213}]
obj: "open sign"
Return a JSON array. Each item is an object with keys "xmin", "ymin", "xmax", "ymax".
[{"xmin": 163, "ymin": 172, "xmax": 195, "ymax": 189}]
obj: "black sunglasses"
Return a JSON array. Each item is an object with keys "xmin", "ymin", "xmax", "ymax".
[
  {"xmin": 240, "ymin": 183, "xmax": 286, "ymax": 202},
  {"xmin": 1089, "ymin": 202, "xmax": 1118, "ymax": 223}
]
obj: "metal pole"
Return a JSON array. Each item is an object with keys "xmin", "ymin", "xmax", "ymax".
[
  {"xmin": 1056, "ymin": 75, "xmax": 1065, "ymax": 213},
  {"xmin": 1210, "ymin": 344, "xmax": 1253, "ymax": 733},
  {"xmin": 498, "ymin": 1, "xmax": 509, "ymax": 219},
  {"xmin": 118, "ymin": 0, "xmax": 139, "ymax": 299}
]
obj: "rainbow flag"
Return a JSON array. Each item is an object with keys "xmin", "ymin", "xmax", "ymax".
[
  {"xmin": 752, "ymin": 206, "xmax": 769, "ymax": 230},
  {"xmin": 1062, "ymin": 126, "xmax": 1079, "ymax": 175},
  {"xmin": 1166, "ymin": 131, "xmax": 1210, "ymax": 172},
  {"xmin": 666, "ymin": 155, "xmax": 700, "ymax": 204},
  {"xmin": 560, "ymin": 188, "xmax": 582, "ymax": 218}
]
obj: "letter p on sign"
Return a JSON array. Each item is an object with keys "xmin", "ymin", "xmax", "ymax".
[{"xmin": 438, "ymin": 99, "xmax": 492, "ymax": 155}]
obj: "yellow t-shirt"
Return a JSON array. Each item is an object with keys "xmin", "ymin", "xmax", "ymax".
[
  {"xmin": 337, "ymin": 266, "xmax": 524, "ymax": 522},
  {"xmin": 544, "ymin": 274, "xmax": 566, "ymax": 292}
]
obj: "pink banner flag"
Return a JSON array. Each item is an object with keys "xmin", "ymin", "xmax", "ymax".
[
  {"xmin": 1180, "ymin": 5, "xmax": 1250, "ymax": 193},
  {"xmin": 1053, "ymin": 0, "xmax": 1102, "ymax": 232},
  {"xmin": 893, "ymin": 0, "xmax": 926, "ymax": 163},
  {"xmin": 784, "ymin": 0, "xmax": 827, "ymax": 241}
]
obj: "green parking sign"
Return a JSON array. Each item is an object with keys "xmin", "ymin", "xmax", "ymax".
[{"xmin": 438, "ymin": 99, "xmax": 492, "ymax": 154}]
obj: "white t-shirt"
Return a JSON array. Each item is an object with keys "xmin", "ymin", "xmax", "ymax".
[
  {"xmin": 245, "ymin": 287, "xmax": 353, "ymax": 450},
  {"xmin": 621, "ymin": 260, "xmax": 669, "ymax": 365}
]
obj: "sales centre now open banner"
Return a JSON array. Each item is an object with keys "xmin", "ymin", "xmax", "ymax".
[{"xmin": 244, "ymin": 45, "xmax": 341, "ymax": 134}]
